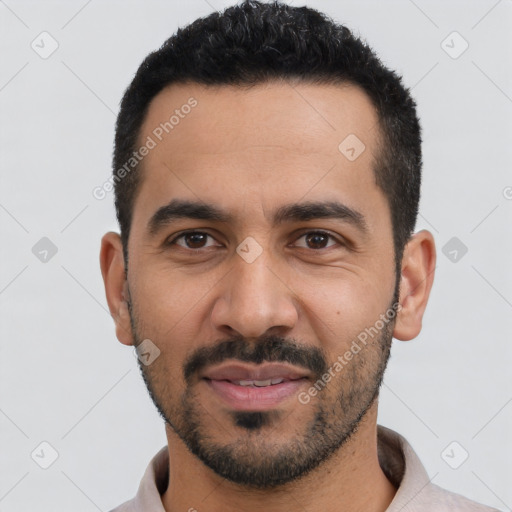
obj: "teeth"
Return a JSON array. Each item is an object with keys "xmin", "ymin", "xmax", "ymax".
[
  {"xmin": 254, "ymin": 379, "xmax": 272, "ymax": 387},
  {"xmin": 235, "ymin": 378, "xmax": 286, "ymax": 387},
  {"xmin": 238, "ymin": 380, "xmax": 256, "ymax": 387}
]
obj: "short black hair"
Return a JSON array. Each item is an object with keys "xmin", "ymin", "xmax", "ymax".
[{"xmin": 113, "ymin": 0, "xmax": 422, "ymax": 271}]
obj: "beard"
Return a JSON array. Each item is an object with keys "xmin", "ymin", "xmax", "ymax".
[{"xmin": 128, "ymin": 291, "xmax": 397, "ymax": 490}]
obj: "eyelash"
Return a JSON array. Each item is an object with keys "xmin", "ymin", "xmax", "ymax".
[{"xmin": 166, "ymin": 230, "xmax": 343, "ymax": 251}]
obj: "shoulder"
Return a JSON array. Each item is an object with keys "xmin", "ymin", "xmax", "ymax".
[
  {"xmin": 108, "ymin": 499, "xmax": 137, "ymax": 512},
  {"xmin": 418, "ymin": 482, "xmax": 502, "ymax": 512},
  {"xmin": 377, "ymin": 426, "xmax": 501, "ymax": 512}
]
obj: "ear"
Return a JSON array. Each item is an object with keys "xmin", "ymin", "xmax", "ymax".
[
  {"xmin": 99, "ymin": 232, "xmax": 134, "ymax": 346},
  {"xmin": 393, "ymin": 230, "xmax": 436, "ymax": 341}
]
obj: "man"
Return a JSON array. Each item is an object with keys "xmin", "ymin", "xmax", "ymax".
[{"xmin": 100, "ymin": 1, "xmax": 499, "ymax": 510}]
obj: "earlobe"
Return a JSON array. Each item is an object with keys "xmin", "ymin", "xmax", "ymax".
[
  {"xmin": 99, "ymin": 232, "xmax": 134, "ymax": 346},
  {"xmin": 393, "ymin": 230, "xmax": 436, "ymax": 341}
]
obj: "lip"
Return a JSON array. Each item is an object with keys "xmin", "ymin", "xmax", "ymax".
[
  {"xmin": 200, "ymin": 362, "xmax": 311, "ymax": 382},
  {"xmin": 204, "ymin": 377, "xmax": 308, "ymax": 411},
  {"xmin": 200, "ymin": 362, "xmax": 311, "ymax": 411}
]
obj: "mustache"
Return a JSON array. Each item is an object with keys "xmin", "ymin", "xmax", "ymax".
[{"xmin": 183, "ymin": 334, "xmax": 328, "ymax": 384}]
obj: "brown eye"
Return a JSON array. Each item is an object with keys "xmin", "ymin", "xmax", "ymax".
[
  {"xmin": 295, "ymin": 231, "xmax": 338, "ymax": 250},
  {"xmin": 170, "ymin": 231, "xmax": 217, "ymax": 250}
]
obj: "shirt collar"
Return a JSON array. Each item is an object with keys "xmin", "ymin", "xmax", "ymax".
[{"xmin": 124, "ymin": 425, "xmax": 433, "ymax": 511}]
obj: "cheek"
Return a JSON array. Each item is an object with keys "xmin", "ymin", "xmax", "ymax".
[
  {"xmin": 295, "ymin": 273, "xmax": 393, "ymax": 355},
  {"xmin": 133, "ymin": 263, "xmax": 208, "ymax": 322},
  {"xmin": 130, "ymin": 267, "xmax": 216, "ymax": 357}
]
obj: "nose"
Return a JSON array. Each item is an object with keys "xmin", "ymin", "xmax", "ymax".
[{"xmin": 210, "ymin": 249, "xmax": 299, "ymax": 339}]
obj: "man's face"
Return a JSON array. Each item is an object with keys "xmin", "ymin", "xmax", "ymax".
[{"xmin": 125, "ymin": 81, "xmax": 398, "ymax": 487}]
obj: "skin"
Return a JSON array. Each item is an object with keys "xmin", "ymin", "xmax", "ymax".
[{"xmin": 100, "ymin": 81, "xmax": 436, "ymax": 512}]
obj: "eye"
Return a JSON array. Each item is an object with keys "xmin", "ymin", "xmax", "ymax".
[
  {"xmin": 294, "ymin": 231, "xmax": 340, "ymax": 250},
  {"xmin": 168, "ymin": 231, "xmax": 219, "ymax": 250},
  {"xmin": 167, "ymin": 230, "xmax": 342, "ymax": 252}
]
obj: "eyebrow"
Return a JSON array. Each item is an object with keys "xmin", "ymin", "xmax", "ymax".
[{"xmin": 147, "ymin": 198, "xmax": 368, "ymax": 236}]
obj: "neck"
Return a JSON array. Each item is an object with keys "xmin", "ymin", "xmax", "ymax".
[{"xmin": 161, "ymin": 401, "xmax": 397, "ymax": 512}]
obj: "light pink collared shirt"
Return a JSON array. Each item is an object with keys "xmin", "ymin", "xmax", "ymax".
[{"xmin": 110, "ymin": 425, "xmax": 500, "ymax": 511}]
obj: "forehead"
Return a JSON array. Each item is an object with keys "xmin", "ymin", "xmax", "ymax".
[
  {"xmin": 132, "ymin": 80, "xmax": 386, "ymax": 233},
  {"xmin": 140, "ymin": 80, "xmax": 379, "ymax": 157}
]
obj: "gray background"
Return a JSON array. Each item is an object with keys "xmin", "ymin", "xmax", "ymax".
[{"xmin": 0, "ymin": 0, "xmax": 511, "ymax": 510}]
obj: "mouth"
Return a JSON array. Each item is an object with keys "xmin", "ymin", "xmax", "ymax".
[
  {"xmin": 200, "ymin": 361, "xmax": 311, "ymax": 382},
  {"xmin": 209, "ymin": 376, "xmax": 305, "ymax": 387},
  {"xmin": 203, "ymin": 377, "xmax": 308, "ymax": 411},
  {"xmin": 200, "ymin": 362, "xmax": 311, "ymax": 411}
]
